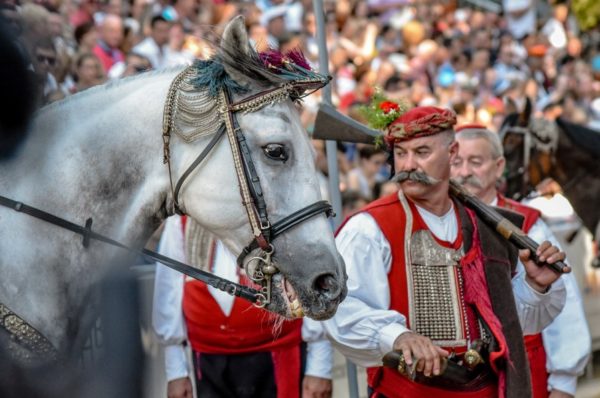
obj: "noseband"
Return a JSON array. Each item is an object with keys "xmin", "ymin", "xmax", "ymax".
[{"xmin": 162, "ymin": 66, "xmax": 334, "ymax": 306}]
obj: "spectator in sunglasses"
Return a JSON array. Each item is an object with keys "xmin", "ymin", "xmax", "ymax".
[{"xmin": 32, "ymin": 37, "xmax": 60, "ymax": 105}]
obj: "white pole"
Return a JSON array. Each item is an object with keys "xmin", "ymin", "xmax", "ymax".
[{"xmin": 311, "ymin": 1, "xmax": 360, "ymax": 397}]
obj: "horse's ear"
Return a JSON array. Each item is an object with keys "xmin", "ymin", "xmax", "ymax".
[
  {"xmin": 503, "ymin": 97, "xmax": 517, "ymax": 115},
  {"xmin": 518, "ymin": 97, "xmax": 532, "ymax": 127},
  {"xmin": 220, "ymin": 16, "xmax": 253, "ymax": 86}
]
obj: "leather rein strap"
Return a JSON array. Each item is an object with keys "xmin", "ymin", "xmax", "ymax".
[{"xmin": 0, "ymin": 194, "xmax": 261, "ymax": 303}]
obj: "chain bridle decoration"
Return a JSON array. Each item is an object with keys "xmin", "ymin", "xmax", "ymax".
[{"xmin": 162, "ymin": 66, "xmax": 333, "ymax": 308}]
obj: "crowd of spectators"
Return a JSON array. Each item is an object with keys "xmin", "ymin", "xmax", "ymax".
[{"xmin": 1, "ymin": 0, "xmax": 599, "ymax": 208}]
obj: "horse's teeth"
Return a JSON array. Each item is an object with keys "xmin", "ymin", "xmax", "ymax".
[{"xmin": 290, "ymin": 299, "xmax": 304, "ymax": 318}]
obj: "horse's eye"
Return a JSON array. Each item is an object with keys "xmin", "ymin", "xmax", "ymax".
[{"xmin": 263, "ymin": 144, "xmax": 288, "ymax": 162}]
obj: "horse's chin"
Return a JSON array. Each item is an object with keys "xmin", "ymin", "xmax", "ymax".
[
  {"xmin": 267, "ymin": 275, "xmax": 340, "ymax": 320},
  {"xmin": 243, "ymin": 259, "xmax": 341, "ymax": 320}
]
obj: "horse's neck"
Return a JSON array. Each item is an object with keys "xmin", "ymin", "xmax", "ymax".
[
  {"xmin": 5, "ymin": 70, "xmax": 180, "ymax": 245},
  {"xmin": 0, "ymin": 70, "xmax": 181, "ymax": 348}
]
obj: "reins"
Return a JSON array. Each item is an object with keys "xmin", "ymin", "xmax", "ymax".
[
  {"xmin": 0, "ymin": 61, "xmax": 333, "ymax": 356},
  {"xmin": 0, "ymin": 194, "xmax": 262, "ymax": 304}
]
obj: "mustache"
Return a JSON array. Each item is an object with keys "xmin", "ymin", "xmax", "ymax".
[
  {"xmin": 391, "ymin": 170, "xmax": 440, "ymax": 185},
  {"xmin": 454, "ymin": 175, "xmax": 484, "ymax": 189}
]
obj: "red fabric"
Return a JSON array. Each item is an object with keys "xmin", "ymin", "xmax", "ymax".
[
  {"xmin": 183, "ymin": 278, "xmax": 302, "ymax": 354},
  {"xmin": 180, "ymin": 216, "xmax": 302, "ymax": 355},
  {"xmin": 455, "ymin": 123, "xmax": 487, "ymax": 132},
  {"xmin": 524, "ymin": 334, "xmax": 549, "ymax": 398},
  {"xmin": 461, "ymin": 208, "xmax": 510, "ymax": 398},
  {"xmin": 386, "ymin": 106, "xmax": 457, "ymax": 144},
  {"xmin": 92, "ymin": 44, "xmax": 124, "ymax": 73},
  {"xmin": 496, "ymin": 195, "xmax": 541, "ymax": 233},
  {"xmin": 367, "ymin": 367, "xmax": 497, "ymax": 398},
  {"xmin": 355, "ymin": 194, "xmax": 496, "ymax": 396},
  {"xmin": 271, "ymin": 345, "xmax": 302, "ymax": 398}
]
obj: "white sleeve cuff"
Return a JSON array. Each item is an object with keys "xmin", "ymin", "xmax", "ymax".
[
  {"xmin": 515, "ymin": 273, "xmax": 566, "ymax": 306},
  {"xmin": 164, "ymin": 344, "xmax": 189, "ymax": 382},
  {"xmin": 548, "ymin": 373, "xmax": 577, "ymax": 396},
  {"xmin": 379, "ymin": 322, "xmax": 411, "ymax": 356},
  {"xmin": 305, "ymin": 339, "xmax": 334, "ymax": 379}
]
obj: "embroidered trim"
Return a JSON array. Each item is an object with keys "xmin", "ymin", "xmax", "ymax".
[{"xmin": 0, "ymin": 303, "xmax": 57, "ymax": 363}]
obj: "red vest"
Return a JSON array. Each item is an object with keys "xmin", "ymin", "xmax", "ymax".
[
  {"xmin": 497, "ymin": 195, "xmax": 548, "ymax": 398},
  {"xmin": 180, "ymin": 231, "xmax": 302, "ymax": 354},
  {"xmin": 496, "ymin": 195, "xmax": 541, "ymax": 234},
  {"xmin": 356, "ymin": 194, "xmax": 500, "ymax": 398},
  {"xmin": 180, "ymin": 217, "xmax": 303, "ymax": 398}
]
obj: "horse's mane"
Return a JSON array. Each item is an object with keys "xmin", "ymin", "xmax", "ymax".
[
  {"xmin": 37, "ymin": 66, "xmax": 186, "ymax": 115},
  {"xmin": 556, "ymin": 117, "xmax": 600, "ymax": 158}
]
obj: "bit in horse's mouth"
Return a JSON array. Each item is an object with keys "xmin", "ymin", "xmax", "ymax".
[{"xmin": 281, "ymin": 277, "xmax": 304, "ymax": 318}]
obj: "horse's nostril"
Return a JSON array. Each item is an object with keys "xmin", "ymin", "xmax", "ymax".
[{"xmin": 314, "ymin": 273, "xmax": 340, "ymax": 299}]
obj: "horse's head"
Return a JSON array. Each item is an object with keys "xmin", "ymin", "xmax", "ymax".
[
  {"xmin": 500, "ymin": 98, "xmax": 558, "ymax": 199},
  {"xmin": 165, "ymin": 16, "xmax": 346, "ymax": 320}
]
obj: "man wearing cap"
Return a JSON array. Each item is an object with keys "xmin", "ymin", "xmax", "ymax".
[
  {"xmin": 451, "ymin": 124, "xmax": 590, "ymax": 398},
  {"xmin": 323, "ymin": 103, "xmax": 568, "ymax": 398}
]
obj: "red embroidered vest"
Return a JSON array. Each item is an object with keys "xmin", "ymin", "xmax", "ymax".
[
  {"xmin": 179, "ymin": 217, "xmax": 302, "ymax": 355},
  {"xmin": 350, "ymin": 194, "xmax": 503, "ymax": 397}
]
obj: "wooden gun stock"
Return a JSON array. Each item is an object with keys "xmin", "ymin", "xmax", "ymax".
[{"xmin": 449, "ymin": 180, "xmax": 569, "ymax": 274}]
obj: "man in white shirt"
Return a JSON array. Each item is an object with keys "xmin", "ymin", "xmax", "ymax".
[
  {"xmin": 132, "ymin": 15, "xmax": 170, "ymax": 70},
  {"xmin": 324, "ymin": 104, "xmax": 568, "ymax": 398},
  {"xmin": 451, "ymin": 124, "xmax": 590, "ymax": 398},
  {"xmin": 153, "ymin": 216, "xmax": 333, "ymax": 398}
]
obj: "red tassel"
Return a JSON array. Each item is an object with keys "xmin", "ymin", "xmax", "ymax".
[{"xmin": 461, "ymin": 207, "xmax": 510, "ymax": 398}]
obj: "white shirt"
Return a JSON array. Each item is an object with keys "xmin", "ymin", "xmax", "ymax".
[
  {"xmin": 495, "ymin": 197, "xmax": 591, "ymax": 395},
  {"xmin": 152, "ymin": 216, "xmax": 333, "ymax": 382},
  {"xmin": 323, "ymin": 196, "xmax": 567, "ymax": 368},
  {"xmin": 132, "ymin": 37, "xmax": 168, "ymax": 69}
]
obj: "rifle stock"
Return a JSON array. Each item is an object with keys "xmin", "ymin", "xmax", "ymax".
[{"xmin": 449, "ymin": 180, "xmax": 568, "ymax": 274}]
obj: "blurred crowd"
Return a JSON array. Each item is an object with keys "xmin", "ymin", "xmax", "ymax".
[{"xmin": 1, "ymin": 0, "xmax": 600, "ymax": 211}]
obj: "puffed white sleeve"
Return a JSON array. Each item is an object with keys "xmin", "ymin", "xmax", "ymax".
[
  {"xmin": 323, "ymin": 213, "xmax": 410, "ymax": 368},
  {"xmin": 302, "ymin": 318, "xmax": 333, "ymax": 379},
  {"xmin": 151, "ymin": 216, "xmax": 189, "ymax": 382},
  {"xmin": 529, "ymin": 219, "xmax": 591, "ymax": 395},
  {"xmin": 511, "ymin": 271, "xmax": 566, "ymax": 335}
]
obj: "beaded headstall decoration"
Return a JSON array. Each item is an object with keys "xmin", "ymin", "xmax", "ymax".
[{"xmin": 162, "ymin": 47, "xmax": 333, "ymax": 311}]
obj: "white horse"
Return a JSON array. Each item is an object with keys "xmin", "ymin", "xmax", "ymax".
[{"xmin": 0, "ymin": 17, "xmax": 346, "ymax": 360}]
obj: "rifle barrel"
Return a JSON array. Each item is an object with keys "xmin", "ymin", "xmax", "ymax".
[{"xmin": 449, "ymin": 180, "xmax": 568, "ymax": 274}]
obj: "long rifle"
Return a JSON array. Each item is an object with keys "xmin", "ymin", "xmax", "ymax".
[
  {"xmin": 448, "ymin": 179, "xmax": 569, "ymax": 274},
  {"xmin": 313, "ymin": 107, "xmax": 569, "ymax": 274}
]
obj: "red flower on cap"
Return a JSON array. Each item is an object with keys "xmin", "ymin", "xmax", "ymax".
[
  {"xmin": 385, "ymin": 106, "xmax": 457, "ymax": 145},
  {"xmin": 379, "ymin": 101, "xmax": 400, "ymax": 114}
]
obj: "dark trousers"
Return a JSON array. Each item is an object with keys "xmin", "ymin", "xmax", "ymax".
[
  {"xmin": 191, "ymin": 344, "xmax": 307, "ymax": 398},
  {"xmin": 192, "ymin": 351, "xmax": 277, "ymax": 398}
]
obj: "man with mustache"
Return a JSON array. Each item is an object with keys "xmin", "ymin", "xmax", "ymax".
[
  {"xmin": 451, "ymin": 124, "xmax": 590, "ymax": 398},
  {"xmin": 324, "ymin": 105, "xmax": 568, "ymax": 398}
]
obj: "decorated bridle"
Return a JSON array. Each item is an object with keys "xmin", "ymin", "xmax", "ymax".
[
  {"xmin": 500, "ymin": 118, "xmax": 558, "ymax": 200},
  {"xmin": 162, "ymin": 59, "xmax": 334, "ymax": 307},
  {"xmin": 0, "ymin": 50, "xmax": 334, "ymax": 359}
]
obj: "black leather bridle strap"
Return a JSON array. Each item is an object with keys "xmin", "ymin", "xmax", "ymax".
[
  {"xmin": 173, "ymin": 125, "xmax": 226, "ymax": 214},
  {"xmin": 0, "ymin": 195, "xmax": 261, "ymax": 303},
  {"xmin": 237, "ymin": 200, "xmax": 333, "ymax": 266}
]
